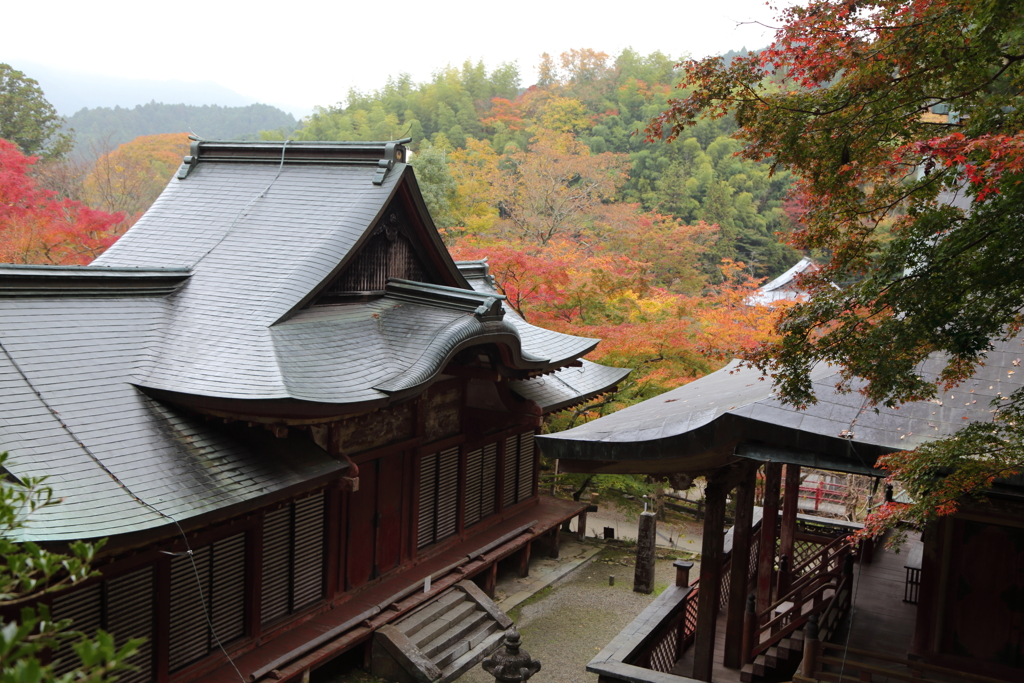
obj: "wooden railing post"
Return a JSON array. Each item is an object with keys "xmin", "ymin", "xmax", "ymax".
[
  {"xmin": 802, "ymin": 613, "xmax": 820, "ymax": 677},
  {"xmin": 776, "ymin": 554, "xmax": 790, "ymax": 602},
  {"xmin": 741, "ymin": 593, "xmax": 756, "ymax": 666},
  {"xmin": 674, "ymin": 560, "xmax": 694, "ymax": 587}
]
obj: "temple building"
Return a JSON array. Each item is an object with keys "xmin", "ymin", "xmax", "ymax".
[
  {"xmin": 0, "ymin": 140, "xmax": 627, "ymax": 683},
  {"xmin": 541, "ymin": 345, "xmax": 1024, "ymax": 682}
]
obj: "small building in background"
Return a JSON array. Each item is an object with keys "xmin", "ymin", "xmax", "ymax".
[{"xmin": 745, "ymin": 256, "xmax": 829, "ymax": 307}]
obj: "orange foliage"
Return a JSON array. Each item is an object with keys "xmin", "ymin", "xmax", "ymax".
[
  {"xmin": 451, "ymin": 234, "xmax": 781, "ymax": 399},
  {"xmin": 84, "ymin": 133, "xmax": 191, "ymax": 227}
]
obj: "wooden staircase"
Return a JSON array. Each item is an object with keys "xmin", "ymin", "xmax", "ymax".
[
  {"xmin": 740, "ymin": 537, "xmax": 854, "ymax": 683},
  {"xmin": 370, "ymin": 580, "xmax": 512, "ymax": 683},
  {"xmin": 741, "ymin": 627, "xmax": 805, "ymax": 681}
]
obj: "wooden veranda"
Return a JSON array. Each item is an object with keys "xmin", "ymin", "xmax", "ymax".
[{"xmin": 667, "ymin": 534, "xmax": 920, "ymax": 683}]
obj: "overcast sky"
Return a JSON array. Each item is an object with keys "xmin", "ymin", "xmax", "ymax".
[{"xmin": 5, "ymin": 0, "xmax": 783, "ymax": 114}]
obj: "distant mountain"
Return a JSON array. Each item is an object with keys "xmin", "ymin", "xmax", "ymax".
[
  {"xmin": 9, "ymin": 61, "xmax": 266, "ymax": 115},
  {"xmin": 66, "ymin": 102, "xmax": 297, "ymax": 156}
]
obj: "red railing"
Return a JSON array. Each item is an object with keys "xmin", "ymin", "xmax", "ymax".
[{"xmin": 796, "ymin": 480, "xmax": 847, "ymax": 511}]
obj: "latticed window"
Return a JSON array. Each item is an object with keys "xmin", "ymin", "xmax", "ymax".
[
  {"xmin": 504, "ymin": 432, "xmax": 535, "ymax": 508},
  {"xmin": 418, "ymin": 447, "xmax": 460, "ymax": 549},
  {"xmin": 464, "ymin": 442, "xmax": 498, "ymax": 528},
  {"xmin": 168, "ymin": 533, "xmax": 246, "ymax": 671},
  {"xmin": 52, "ymin": 566, "xmax": 156, "ymax": 683},
  {"xmin": 261, "ymin": 492, "xmax": 326, "ymax": 626}
]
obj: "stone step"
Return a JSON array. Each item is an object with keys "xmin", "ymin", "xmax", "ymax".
[
  {"xmin": 373, "ymin": 582, "xmax": 513, "ymax": 683},
  {"xmin": 433, "ymin": 620, "xmax": 498, "ymax": 669},
  {"xmin": 398, "ymin": 590, "xmax": 466, "ymax": 638},
  {"xmin": 438, "ymin": 628, "xmax": 507, "ymax": 683},
  {"xmin": 409, "ymin": 598, "xmax": 478, "ymax": 649},
  {"xmin": 421, "ymin": 610, "xmax": 490, "ymax": 659}
]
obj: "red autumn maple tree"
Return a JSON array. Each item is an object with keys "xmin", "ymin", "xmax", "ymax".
[
  {"xmin": 650, "ymin": 0, "xmax": 1024, "ymax": 532},
  {"xmin": 0, "ymin": 139, "xmax": 123, "ymax": 265}
]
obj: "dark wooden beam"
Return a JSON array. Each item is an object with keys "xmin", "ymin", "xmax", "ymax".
[
  {"xmin": 723, "ymin": 464, "xmax": 757, "ymax": 669},
  {"xmin": 778, "ymin": 464, "xmax": 801, "ymax": 598},
  {"xmin": 756, "ymin": 463, "xmax": 782, "ymax": 614},
  {"xmin": 693, "ymin": 471, "xmax": 728, "ymax": 682}
]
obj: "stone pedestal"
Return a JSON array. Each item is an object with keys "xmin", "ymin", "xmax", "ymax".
[{"xmin": 633, "ymin": 511, "xmax": 657, "ymax": 594}]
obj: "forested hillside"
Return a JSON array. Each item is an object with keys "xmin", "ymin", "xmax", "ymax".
[
  {"xmin": 271, "ymin": 49, "xmax": 799, "ymax": 279},
  {"xmin": 255, "ymin": 50, "xmax": 798, "ymax": 416},
  {"xmin": 2, "ymin": 50, "xmax": 799, "ymax": 421},
  {"xmin": 66, "ymin": 102, "xmax": 296, "ymax": 155}
]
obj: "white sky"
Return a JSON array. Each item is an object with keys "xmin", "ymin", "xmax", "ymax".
[{"xmin": 4, "ymin": 0, "xmax": 782, "ymax": 113}]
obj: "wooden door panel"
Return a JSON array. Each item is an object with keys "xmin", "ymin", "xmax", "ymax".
[
  {"xmin": 375, "ymin": 452, "xmax": 404, "ymax": 576},
  {"xmin": 346, "ymin": 462, "xmax": 377, "ymax": 590}
]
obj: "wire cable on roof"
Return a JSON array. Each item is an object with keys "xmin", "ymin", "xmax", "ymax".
[
  {"xmin": 195, "ymin": 139, "xmax": 291, "ymax": 265},
  {"xmin": 0, "ymin": 338, "xmax": 247, "ymax": 683}
]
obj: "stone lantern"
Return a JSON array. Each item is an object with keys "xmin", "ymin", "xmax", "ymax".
[{"xmin": 481, "ymin": 628, "xmax": 541, "ymax": 681}]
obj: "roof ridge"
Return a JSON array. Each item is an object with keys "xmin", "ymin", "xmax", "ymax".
[{"xmin": 0, "ymin": 265, "xmax": 191, "ymax": 297}]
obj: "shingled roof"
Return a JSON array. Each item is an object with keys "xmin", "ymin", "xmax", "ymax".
[
  {"xmin": 457, "ymin": 260, "xmax": 632, "ymax": 413},
  {"xmin": 0, "ymin": 140, "xmax": 625, "ymax": 541},
  {"xmin": 538, "ymin": 336, "xmax": 1024, "ymax": 477}
]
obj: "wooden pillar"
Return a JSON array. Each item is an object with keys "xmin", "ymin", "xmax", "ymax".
[
  {"xmin": 517, "ymin": 540, "xmax": 532, "ymax": 578},
  {"xmin": 723, "ymin": 465, "xmax": 756, "ymax": 669},
  {"xmin": 741, "ymin": 593, "xmax": 757, "ymax": 667},
  {"xmin": 548, "ymin": 525, "xmax": 561, "ymax": 558},
  {"xmin": 778, "ymin": 464, "xmax": 801, "ymax": 598},
  {"xmin": 756, "ymin": 463, "xmax": 782, "ymax": 614},
  {"xmin": 482, "ymin": 561, "xmax": 498, "ymax": 598},
  {"xmin": 693, "ymin": 475, "xmax": 727, "ymax": 682}
]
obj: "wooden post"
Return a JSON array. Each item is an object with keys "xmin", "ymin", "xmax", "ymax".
[
  {"xmin": 548, "ymin": 525, "xmax": 561, "ymax": 559},
  {"xmin": 776, "ymin": 555, "xmax": 789, "ymax": 603},
  {"xmin": 801, "ymin": 613, "xmax": 821, "ymax": 677},
  {"xmin": 756, "ymin": 463, "xmax": 782, "ymax": 614},
  {"xmin": 741, "ymin": 593, "xmax": 757, "ymax": 666},
  {"xmin": 778, "ymin": 464, "xmax": 801, "ymax": 596},
  {"xmin": 693, "ymin": 475, "xmax": 727, "ymax": 682},
  {"xmin": 633, "ymin": 511, "xmax": 657, "ymax": 594},
  {"xmin": 482, "ymin": 561, "xmax": 498, "ymax": 597},
  {"xmin": 723, "ymin": 466, "xmax": 756, "ymax": 669},
  {"xmin": 517, "ymin": 540, "xmax": 532, "ymax": 578},
  {"xmin": 674, "ymin": 560, "xmax": 694, "ymax": 587},
  {"xmin": 577, "ymin": 510, "xmax": 588, "ymax": 541}
]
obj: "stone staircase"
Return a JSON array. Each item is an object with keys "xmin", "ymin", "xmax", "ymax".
[{"xmin": 371, "ymin": 580, "xmax": 512, "ymax": 683}]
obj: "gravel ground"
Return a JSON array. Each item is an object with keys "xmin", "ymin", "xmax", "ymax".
[{"xmin": 454, "ymin": 544, "xmax": 697, "ymax": 683}]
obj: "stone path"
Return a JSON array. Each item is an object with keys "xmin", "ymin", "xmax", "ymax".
[{"xmin": 454, "ymin": 540, "xmax": 693, "ymax": 682}]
